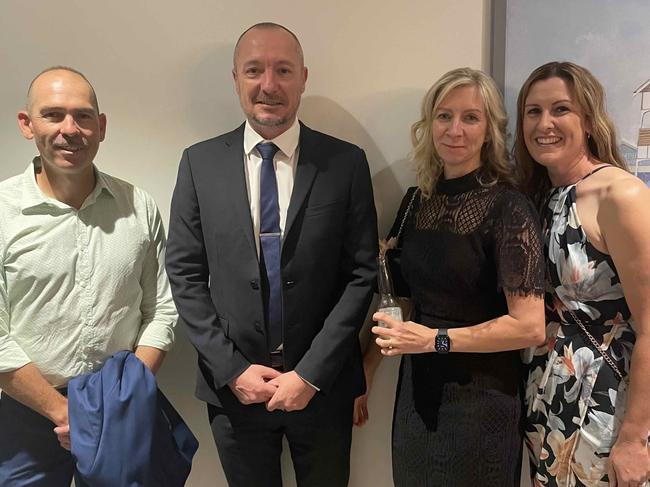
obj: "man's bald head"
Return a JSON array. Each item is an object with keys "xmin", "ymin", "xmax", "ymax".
[
  {"xmin": 233, "ymin": 22, "xmax": 304, "ymax": 69},
  {"xmin": 26, "ymin": 66, "xmax": 99, "ymax": 113},
  {"xmin": 231, "ymin": 22, "xmax": 308, "ymax": 140}
]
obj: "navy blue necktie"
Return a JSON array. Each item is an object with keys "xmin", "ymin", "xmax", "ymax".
[{"xmin": 257, "ymin": 142, "xmax": 283, "ymax": 352}]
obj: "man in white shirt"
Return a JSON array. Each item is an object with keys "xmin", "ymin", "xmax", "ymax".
[
  {"xmin": 166, "ymin": 23, "xmax": 377, "ymax": 486},
  {"xmin": 0, "ymin": 66, "xmax": 177, "ymax": 487}
]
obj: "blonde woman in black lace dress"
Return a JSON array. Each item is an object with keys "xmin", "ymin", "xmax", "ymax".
[{"xmin": 360, "ymin": 68, "xmax": 546, "ymax": 486}]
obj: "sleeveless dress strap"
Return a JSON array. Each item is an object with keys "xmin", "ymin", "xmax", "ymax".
[{"xmin": 576, "ymin": 164, "xmax": 612, "ymax": 184}]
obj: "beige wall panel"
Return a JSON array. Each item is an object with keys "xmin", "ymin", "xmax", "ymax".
[{"xmin": 0, "ymin": 1, "xmax": 490, "ymax": 485}]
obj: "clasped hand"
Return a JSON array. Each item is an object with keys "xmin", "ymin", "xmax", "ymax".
[
  {"xmin": 229, "ymin": 365, "xmax": 315, "ymax": 412},
  {"xmin": 53, "ymin": 424, "xmax": 71, "ymax": 450},
  {"xmin": 608, "ymin": 437, "xmax": 650, "ymax": 487},
  {"xmin": 371, "ymin": 312, "xmax": 436, "ymax": 356},
  {"xmin": 51, "ymin": 400, "xmax": 71, "ymax": 451}
]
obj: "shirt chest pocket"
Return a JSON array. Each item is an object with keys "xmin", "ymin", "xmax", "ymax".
[{"xmin": 100, "ymin": 219, "xmax": 150, "ymax": 287}]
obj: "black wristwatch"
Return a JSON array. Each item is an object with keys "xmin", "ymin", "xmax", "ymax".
[{"xmin": 435, "ymin": 328, "xmax": 450, "ymax": 353}]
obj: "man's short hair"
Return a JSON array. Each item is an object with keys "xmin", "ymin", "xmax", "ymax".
[
  {"xmin": 233, "ymin": 22, "xmax": 304, "ymax": 67},
  {"xmin": 26, "ymin": 66, "xmax": 100, "ymax": 113}
]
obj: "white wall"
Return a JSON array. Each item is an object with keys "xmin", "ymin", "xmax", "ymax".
[{"xmin": 0, "ymin": 1, "xmax": 491, "ymax": 485}]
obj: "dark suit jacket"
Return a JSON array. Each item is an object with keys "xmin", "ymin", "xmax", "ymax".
[{"xmin": 166, "ymin": 122, "xmax": 378, "ymax": 408}]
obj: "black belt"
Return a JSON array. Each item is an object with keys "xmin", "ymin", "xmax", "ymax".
[{"xmin": 270, "ymin": 351, "xmax": 284, "ymax": 371}]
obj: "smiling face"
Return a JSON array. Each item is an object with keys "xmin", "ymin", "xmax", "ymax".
[
  {"xmin": 432, "ymin": 84, "xmax": 488, "ymax": 178},
  {"xmin": 233, "ymin": 26, "xmax": 308, "ymax": 139},
  {"xmin": 522, "ymin": 76, "xmax": 590, "ymax": 172},
  {"xmin": 18, "ymin": 69, "xmax": 106, "ymax": 176}
]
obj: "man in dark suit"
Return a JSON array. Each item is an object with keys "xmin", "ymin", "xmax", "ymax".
[{"xmin": 165, "ymin": 22, "xmax": 378, "ymax": 487}]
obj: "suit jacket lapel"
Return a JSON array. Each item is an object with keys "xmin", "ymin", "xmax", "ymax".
[
  {"xmin": 221, "ymin": 124, "xmax": 258, "ymax": 259},
  {"xmin": 284, "ymin": 123, "xmax": 318, "ymax": 245}
]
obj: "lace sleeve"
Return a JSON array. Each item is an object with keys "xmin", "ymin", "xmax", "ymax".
[
  {"xmin": 493, "ymin": 190, "xmax": 545, "ymax": 298},
  {"xmin": 386, "ymin": 186, "xmax": 418, "ymax": 243}
]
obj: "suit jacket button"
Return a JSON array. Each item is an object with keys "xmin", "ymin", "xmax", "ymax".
[
  {"xmin": 284, "ymin": 280, "xmax": 295, "ymax": 288},
  {"xmin": 254, "ymin": 321, "xmax": 263, "ymax": 333},
  {"xmin": 250, "ymin": 279, "xmax": 259, "ymax": 290}
]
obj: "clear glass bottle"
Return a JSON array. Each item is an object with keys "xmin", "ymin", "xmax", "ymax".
[{"xmin": 377, "ymin": 255, "xmax": 403, "ymax": 326}]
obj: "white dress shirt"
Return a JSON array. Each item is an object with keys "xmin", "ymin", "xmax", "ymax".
[
  {"xmin": 241, "ymin": 120, "xmax": 318, "ymax": 390},
  {"xmin": 243, "ymin": 118, "xmax": 300, "ymax": 255},
  {"xmin": 0, "ymin": 159, "xmax": 177, "ymax": 387}
]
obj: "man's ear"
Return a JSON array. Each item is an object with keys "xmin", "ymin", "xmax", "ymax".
[
  {"xmin": 99, "ymin": 113, "xmax": 107, "ymax": 142},
  {"xmin": 232, "ymin": 68, "xmax": 240, "ymax": 95},
  {"xmin": 17, "ymin": 111, "xmax": 34, "ymax": 140},
  {"xmin": 301, "ymin": 66, "xmax": 308, "ymax": 94}
]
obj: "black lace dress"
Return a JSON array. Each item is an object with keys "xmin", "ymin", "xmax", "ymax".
[{"xmin": 390, "ymin": 169, "xmax": 544, "ymax": 486}]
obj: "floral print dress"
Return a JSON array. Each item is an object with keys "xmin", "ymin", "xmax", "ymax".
[{"xmin": 523, "ymin": 169, "xmax": 639, "ymax": 487}]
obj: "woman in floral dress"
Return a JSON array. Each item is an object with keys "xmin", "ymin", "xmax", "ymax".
[{"xmin": 516, "ymin": 61, "xmax": 650, "ymax": 487}]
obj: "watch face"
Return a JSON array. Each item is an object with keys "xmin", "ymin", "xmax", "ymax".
[{"xmin": 435, "ymin": 334, "xmax": 450, "ymax": 353}]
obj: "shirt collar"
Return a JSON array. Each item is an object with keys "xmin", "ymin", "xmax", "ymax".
[
  {"xmin": 20, "ymin": 157, "xmax": 115, "ymax": 211},
  {"xmin": 243, "ymin": 118, "xmax": 300, "ymax": 159},
  {"xmin": 88, "ymin": 171, "xmax": 117, "ymax": 205}
]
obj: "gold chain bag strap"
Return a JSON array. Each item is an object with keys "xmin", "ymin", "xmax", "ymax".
[{"xmin": 566, "ymin": 308, "xmax": 625, "ymax": 382}]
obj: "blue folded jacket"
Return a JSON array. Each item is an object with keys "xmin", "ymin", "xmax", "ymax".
[{"xmin": 68, "ymin": 351, "xmax": 199, "ymax": 487}]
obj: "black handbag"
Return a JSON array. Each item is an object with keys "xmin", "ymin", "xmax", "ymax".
[{"xmin": 384, "ymin": 187, "xmax": 419, "ymax": 298}]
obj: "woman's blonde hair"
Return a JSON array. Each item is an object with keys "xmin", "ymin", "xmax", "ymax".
[
  {"xmin": 411, "ymin": 67, "xmax": 514, "ymax": 198},
  {"xmin": 513, "ymin": 61, "xmax": 627, "ymax": 206}
]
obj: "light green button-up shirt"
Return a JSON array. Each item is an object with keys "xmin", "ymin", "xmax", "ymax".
[{"xmin": 0, "ymin": 160, "xmax": 177, "ymax": 387}]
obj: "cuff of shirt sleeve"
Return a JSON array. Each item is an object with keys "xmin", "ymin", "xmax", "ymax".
[
  {"xmin": 296, "ymin": 372, "xmax": 320, "ymax": 392},
  {"xmin": 0, "ymin": 339, "xmax": 32, "ymax": 373},
  {"xmin": 135, "ymin": 321, "xmax": 176, "ymax": 352}
]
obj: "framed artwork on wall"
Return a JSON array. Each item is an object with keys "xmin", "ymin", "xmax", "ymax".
[{"xmin": 492, "ymin": 0, "xmax": 650, "ymax": 184}]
